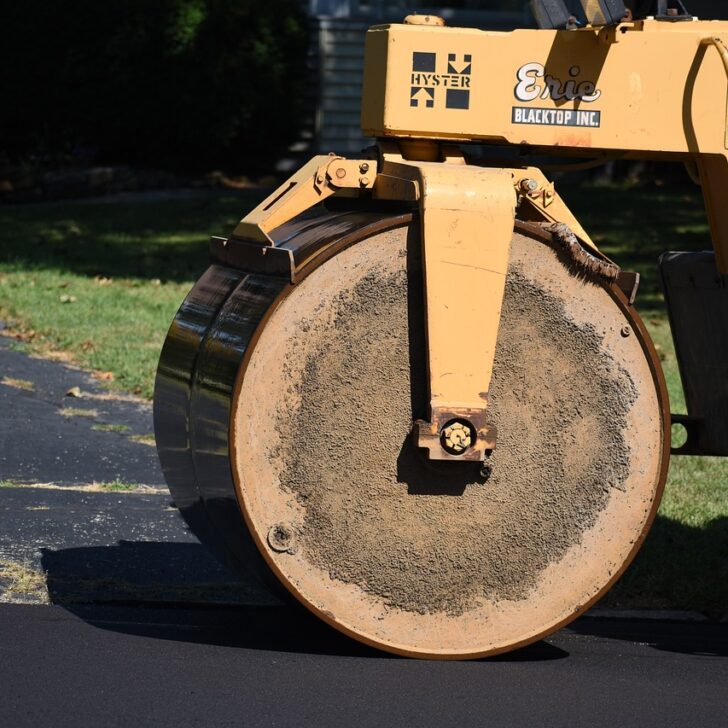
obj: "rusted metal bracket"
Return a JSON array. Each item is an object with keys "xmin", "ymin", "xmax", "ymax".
[{"xmin": 512, "ymin": 167, "xmax": 600, "ymax": 254}]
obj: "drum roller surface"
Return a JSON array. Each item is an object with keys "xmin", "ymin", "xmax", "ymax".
[{"xmin": 156, "ymin": 211, "xmax": 669, "ymax": 658}]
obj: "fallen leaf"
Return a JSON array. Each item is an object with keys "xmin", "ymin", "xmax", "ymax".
[
  {"xmin": 92, "ymin": 371, "xmax": 115, "ymax": 381},
  {"xmin": 94, "ymin": 276, "xmax": 113, "ymax": 286},
  {"xmin": 65, "ymin": 386, "xmax": 82, "ymax": 398},
  {"xmin": 59, "ymin": 294, "xmax": 77, "ymax": 303},
  {"xmin": 43, "ymin": 351, "xmax": 74, "ymax": 363},
  {"xmin": 2, "ymin": 328, "xmax": 36, "ymax": 342}
]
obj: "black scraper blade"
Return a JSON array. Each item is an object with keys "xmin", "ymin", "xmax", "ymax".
[
  {"xmin": 530, "ymin": 0, "xmax": 574, "ymax": 29},
  {"xmin": 578, "ymin": 0, "xmax": 628, "ymax": 25}
]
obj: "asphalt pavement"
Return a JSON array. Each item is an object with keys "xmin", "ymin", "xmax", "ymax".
[
  {"xmin": 1, "ymin": 332, "xmax": 727, "ymax": 727},
  {"xmin": 1, "ymin": 603, "xmax": 727, "ymax": 727},
  {"xmin": 0, "ymin": 334, "xmax": 272, "ymax": 606}
]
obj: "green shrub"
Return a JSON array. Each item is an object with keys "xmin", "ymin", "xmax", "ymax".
[{"xmin": 0, "ymin": 0, "xmax": 308, "ymax": 174}]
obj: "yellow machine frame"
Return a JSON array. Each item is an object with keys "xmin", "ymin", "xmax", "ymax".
[{"xmin": 234, "ymin": 16, "xmax": 728, "ymax": 461}]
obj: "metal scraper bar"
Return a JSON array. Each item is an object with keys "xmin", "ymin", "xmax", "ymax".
[
  {"xmin": 579, "ymin": 0, "xmax": 628, "ymax": 25},
  {"xmin": 530, "ymin": 0, "xmax": 574, "ymax": 29}
]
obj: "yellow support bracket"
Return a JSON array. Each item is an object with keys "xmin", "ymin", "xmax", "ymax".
[
  {"xmin": 233, "ymin": 155, "xmax": 378, "ymax": 244},
  {"xmin": 402, "ymin": 162, "xmax": 518, "ymax": 461},
  {"xmin": 229, "ymin": 146, "xmax": 608, "ymax": 461}
]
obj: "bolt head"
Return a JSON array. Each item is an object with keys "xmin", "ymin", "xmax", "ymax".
[
  {"xmin": 359, "ymin": 162, "xmax": 370, "ymax": 173},
  {"xmin": 335, "ymin": 167, "xmax": 346, "ymax": 179},
  {"xmin": 520, "ymin": 178, "xmax": 539, "ymax": 193},
  {"xmin": 620, "ymin": 326, "xmax": 631, "ymax": 338},
  {"xmin": 359, "ymin": 176, "xmax": 369, "ymax": 186},
  {"xmin": 268, "ymin": 523, "xmax": 295, "ymax": 553},
  {"xmin": 441, "ymin": 421, "xmax": 473, "ymax": 455}
]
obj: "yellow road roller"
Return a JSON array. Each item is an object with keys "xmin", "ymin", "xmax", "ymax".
[{"xmin": 154, "ymin": 1, "xmax": 728, "ymax": 658}]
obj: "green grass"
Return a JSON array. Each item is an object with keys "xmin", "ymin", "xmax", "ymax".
[
  {"xmin": 0, "ymin": 181, "xmax": 726, "ymax": 616},
  {"xmin": 90, "ymin": 423, "xmax": 132, "ymax": 434},
  {"xmin": 559, "ymin": 180, "xmax": 728, "ymax": 617},
  {"xmin": 1, "ymin": 376, "xmax": 35, "ymax": 391},
  {"xmin": 94, "ymin": 479, "xmax": 141, "ymax": 492},
  {"xmin": 58, "ymin": 407, "xmax": 98, "ymax": 418},
  {"xmin": 0, "ymin": 190, "xmax": 265, "ymax": 397}
]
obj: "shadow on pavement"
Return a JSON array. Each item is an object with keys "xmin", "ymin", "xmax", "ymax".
[
  {"xmin": 40, "ymin": 541, "xmax": 273, "ymax": 606},
  {"xmin": 62, "ymin": 602, "xmax": 570, "ymax": 662},
  {"xmin": 40, "ymin": 541, "xmax": 569, "ymax": 662},
  {"xmin": 568, "ymin": 617, "xmax": 728, "ymax": 658}
]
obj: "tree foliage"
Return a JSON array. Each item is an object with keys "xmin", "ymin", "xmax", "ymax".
[{"xmin": 0, "ymin": 1, "xmax": 308, "ymax": 174}]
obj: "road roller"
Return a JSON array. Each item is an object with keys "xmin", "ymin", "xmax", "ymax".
[{"xmin": 154, "ymin": 1, "xmax": 728, "ymax": 658}]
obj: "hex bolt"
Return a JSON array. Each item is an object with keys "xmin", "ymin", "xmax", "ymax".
[
  {"xmin": 268, "ymin": 523, "xmax": 295, "ymax": 553},
  {"xmin": 621, "ymin": 326, "xmax": 631, "ymax": 338},
  {"xmin": 335, "ymin": 167, "xmax": 347, "ymax": 179},
  {"xmin": 520, "ymin": 178, "xmax": 539, "ymax": 194},
  {"xmin": 359, "ymin": 162, "xmax": 370, "ymax": 173},
  {"xmin": 441, "ymin": 421, "xmax": 473, "ymax": 455},
  {"xmin": 359, "ymin": 176, "xmax": 369, "ymax": 186},
  {"xmin": 316, "ymin": 175, "xmax": 324, "ymax": 184}
]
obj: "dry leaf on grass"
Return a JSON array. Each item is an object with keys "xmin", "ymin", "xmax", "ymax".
[{"xmin": 91, "ymin": 370, "xmax": 115, "ymax": 381}]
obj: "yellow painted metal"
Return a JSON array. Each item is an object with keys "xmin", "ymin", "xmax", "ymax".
[
  {"xmin": 360, "ymin": 18, "xmax": 728, "ymax": 274},
  {"xmin": 700, "ymin": 36, "xmax": 728, "ymax": 149},
  {"xmin": 361, "ymin": 20, "xmax": 728, "ymax": 155},
  {"xmin": 410, "ymin": 161, "xmax": 516, "ymax": 460},
  {"xmin": 234, "ymin": 155, "xmax": 377, "ymax": 244},
  {"xmin": 514, "ymin": 167, "xmax": 597, "ymax": 251},
  {"xmin": 418, "ymin": 163, "xmax": 516, "ymax": 411},
  {"xmin": 232, "ymin": 15, "xmax": 728, "ymax": 459}
]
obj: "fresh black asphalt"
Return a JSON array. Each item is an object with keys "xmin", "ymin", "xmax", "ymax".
[
  {"xmin": 0, "ymin": 334, "xmax": 271, "ymax": 605},
  {"xmin": 1, "ymin": 331, "xmax": 727, "ymax": 726},
  {"xmin": 1, "ymin": 603, "xmax": 727, "ymax": 727}
]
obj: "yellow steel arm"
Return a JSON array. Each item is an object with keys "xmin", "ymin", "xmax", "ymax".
[{"xmin": 234, "ymin": 155, "xmax": 377, "ymax": 244}]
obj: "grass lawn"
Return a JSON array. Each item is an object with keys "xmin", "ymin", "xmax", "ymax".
[
  {"xmin": 0, "ymin": 190, "xmax": 263, "ymax": 397},
  {"xmin": 0, "ymin": 180, "xmax": 725, "ymax": 617}
]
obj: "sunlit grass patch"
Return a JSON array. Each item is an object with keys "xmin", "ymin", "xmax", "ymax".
[
  {"xmin": 1, "ymin": 376, "xmax": 35, "ymax": 391},
  {"xmin": 91, "ymin": 423, "xmax": 132, "ymax": 433},
  {"xmin": 129, "ymin": 433, "xmax": 155, "ymax": 447},
  {"xmin": 0, "ymin": 558, "xmax": 48, "ymax": 603},
  {"xmin": 58, "ymin": 407, "xmax": 98, "ymax": 418},
  {"xmin": 0, "ymin": 190, "xmax": 264, "ymax": 398}
]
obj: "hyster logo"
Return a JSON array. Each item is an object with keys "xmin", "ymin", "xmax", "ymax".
[{"xmin": 410, "ymin": 51, "xmax": 471, "ymax": 110}]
